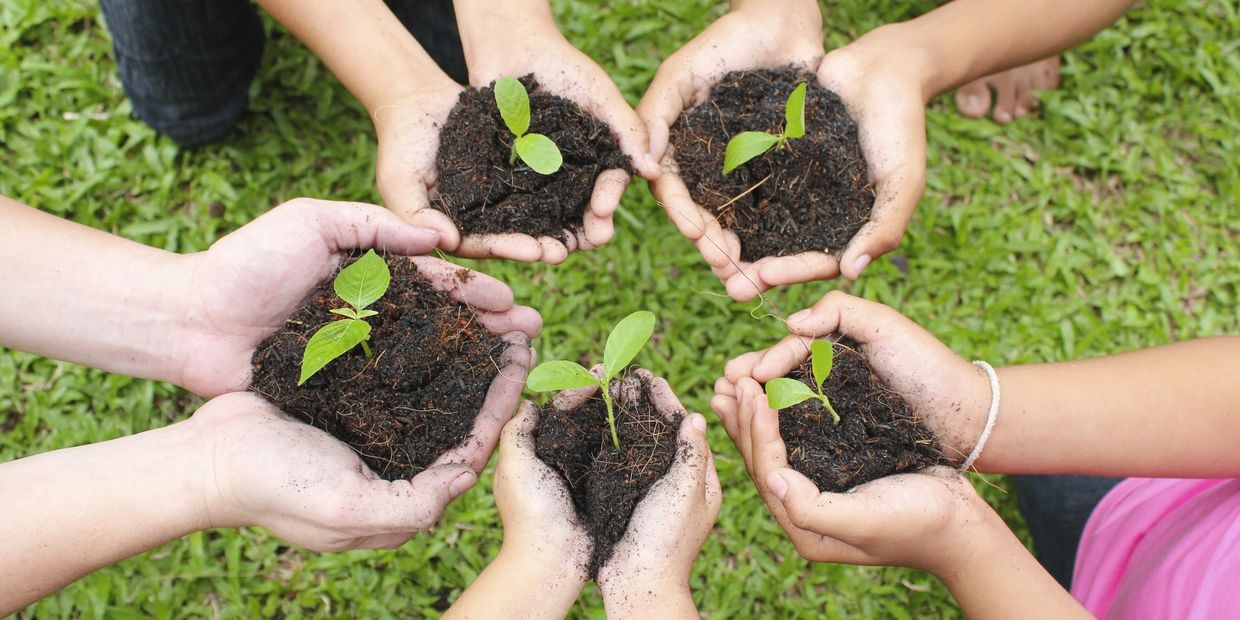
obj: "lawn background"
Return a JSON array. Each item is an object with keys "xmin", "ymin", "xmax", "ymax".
[{"xmin": 2, "ymin": 0, "xmax": 1237, "ymax": 617}]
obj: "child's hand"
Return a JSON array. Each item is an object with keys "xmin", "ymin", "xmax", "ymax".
[
  {"xmin": 190, "ymin": 392, "xmax": 485, "ymax": 551},
  {"xmin": 713, "ymin": 291, "xmax": 990, "ymax": 466},
  {"xmin": 598, "ymin": 371, "xmax": 722, "ymax": 619},
  {"xmin": 637, "ymin": 1, "xmax": 825, "ymax": 301},
  {"xmin": 176, "ymin": 197, "xmax": 541, "ymax": 398},
  {"xmin": 449, "ymin": 3, "xmax": 657, "ymax": 262},
  {"xmin": 726, "ymin": 377, "xmax": 1001, "ymax": 577},
  {"xmin": 492, "ymin": 401, "xmax": 593, "ymax": 587}
]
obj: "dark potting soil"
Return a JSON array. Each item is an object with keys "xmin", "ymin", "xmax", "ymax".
[
  {"xmin": 778, "ymin": 337, "xmax": 946, "ymax": 492},
  {"xmin": 534, "ymin": 374, "xmax": 681, "ymax": 578},
  {"xmin": 432, "ymin": 75, "xmax": 632, "ymax": 243},
  {"xmin": 670, "ymin": 67, "xmax": 874, "ymax": 262},
  {"xmin": 250, "ymin": 256, "xmax": 506, "ymax": 481}
]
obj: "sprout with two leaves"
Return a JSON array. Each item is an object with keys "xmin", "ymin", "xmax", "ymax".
[
  {"xmin": 764, "ymin": 339, "xmax": 841, "ymax": 425},
  {"xmin": 722, "ymin": 81, "xmax": 807, "ymax": 175},
  {"xmin": 494, "ymin": 76, "xmax": 564, "ymax": 175},
  {"xmin": 298, "ymin": 249, "xmax": 390, "ymax": 385},
  {"xmin": 525, "ymin": 311, "xmax": 657, "ymax": 450}
]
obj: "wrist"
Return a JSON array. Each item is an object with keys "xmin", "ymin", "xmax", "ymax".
[
  {"xmin": 454, "ymin": 0, "xmax": 559, "ymax": 77},
  {"xmin": 924, "ymin": 497, "xmax": 1012, "ymax": 581},
  {"xmin": 833, "ymin": 23, "xmax": 940, "ymax": 103},
  {"xmin": 600, "ymin": 573, "xmax": 695, "ymax": 619},
  {"xmin": 493, "ymin": 546, "xmax": 588, "ymax": 607}
]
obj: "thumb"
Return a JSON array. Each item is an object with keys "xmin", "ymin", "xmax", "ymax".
[
  {"xmin": 288, "ymin": 198, "xmax": 441, "ymax": 256},
  {"xmin": 377, "ymin": 179, "xmax": 462, "ymax": 252},
  {"xmin": 363, "ymin": 463, "xmax": 477, "ymax": 533},
  {"xmin": 501, "ymin": 401, "xmax": 540, "ymax": 457},
  {"xmin": 767, "ymin": 467, "xmax": 863, "ymax": 541},
  {"xmin": 664, "ymin": 413, "xmax": 712, "ymax": 493}
]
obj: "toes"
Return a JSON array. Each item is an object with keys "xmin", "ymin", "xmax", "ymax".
[{"xmin": 954, "ymin": 78, "xmax": 991, "ymax": 119}]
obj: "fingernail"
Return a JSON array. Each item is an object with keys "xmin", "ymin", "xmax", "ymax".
[
  {"xmin": 691, "ymin": 413, "xmax": 707, "ymax": 433},
  {"xmin": 789, "ymin": 309, "xmax": 812, "ymax": 324},
  {"xmin": 853, "ymin": 254, "xmax": 872, "ymax": 275},
  {"xmin": 449, "ymin": 471, "xmax": 477, "ymax": 499},
  {"xmin": 768, "ymin": 472, "xmax": 788, "ymax": 500}
]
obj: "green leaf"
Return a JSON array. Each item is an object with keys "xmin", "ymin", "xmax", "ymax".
[
  {"xmin": 494, "ymin": 76, "xmax": 530, "ymax": 137},
  {"xmin": 765, "ymin": 378, "xmax": 818, "ymax": 410},
  {"xmin": 784, "ymin": 82, "xmax": 807, "ymax": 139},
  {"xmin": 354, "ymin": 309, "xmax": 379, "ymax": 319},
  {"xmin": 723, "ymin": 131, "xmax": 781, "ymax": 175},
  {"xmin": 330, "ymin": 307, "xmax": 360, "ymax": 319},
  {"xmin": 810, "ymin": 339, "xmax": 834, "ymax": 392},
  {"xmin": 299, "ymin": 319, "xmax": 371, "ymax": 385},
  {"xmin": 514, "ymin": 133, "xmax": 563, "ymax": 175},
  {"xmin": 603, "ymin": 310, "xmax": 656, "ymax": 382},
  {"xmin": 333, "ymin": 249, "xmax": 390, "ymax": 311},
  {"xmin": 527, "ymin": 360, "xmax": 599, "ymax": 392}
]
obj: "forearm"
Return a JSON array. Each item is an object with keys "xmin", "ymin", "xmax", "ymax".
[
  {"xmin": 0, "ymin": 421, "xmax": 208, "ymax": 615},
  {"xmin": 979, "ymin": 337, "xmax": 1240, "ymax": 477},
  {"xmin": 938, "ymin": 511, "xmax": 1089, "ymax": 619},
  {"xmin": 445, "ymin": 549, "xmax": 583, "ymax": 619},
  {"xmin": 453, "ymin": 0, "xmax": 557, "ymax": 68},
  {"xmin": 0, "ymin": 196, "xmax": 191, "ymax": 385},
  {"xmin": 257, "ymin": 0, "xmax": 457, "ymax": 111},
  {"xmin": 853, "ymin": 0, "xmax": 1133, "ymax": 100},
  {"xmin": 602, "ymin": 582, "xmax": 697, "ymax": 620}
]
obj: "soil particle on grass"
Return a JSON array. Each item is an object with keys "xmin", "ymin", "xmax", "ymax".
[
  {"xmin": 250, "ymin": 256, "xmax": 506, "ymax": 481},
  {"xmin": 778, "ymin": 337, "xmax": 946, "ymax": 492},
  {"xmin": 670, "ymin": 67, "xmax": 874, "ymax": 261},
  {"xmin": 534, "ymin": 373, "xmax": 681, "ymax": 578},
  {"xmin": 432, "ymin": 75, "xmax": 632, "ymax": 243}
]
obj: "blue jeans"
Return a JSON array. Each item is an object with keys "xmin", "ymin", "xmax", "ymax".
[
  {"xmin": 98, "ymin": 0, "xmax": 464, "ymax": 147},
  {"xmin": 1012, "ymin": 474, "xmax": 1125, "ymax": 589}
]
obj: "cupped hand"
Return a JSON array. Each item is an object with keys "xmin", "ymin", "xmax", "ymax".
[
  {"xmin": 372, "ymin": 77, "xmax": 471, "ymax": 252},
  {"xmin": 713, "ymin": 291, "xmax": 988, "ymax": 465},
  {"xmin": 189, "ymin": 392, "xmax": 483, "ymax": 551},
  {"xmin": 637, "ymin": 2, "xmax": 825, "ymax": 301},
  {"xmin": 176, "ymin": 197, "xmax": 542, "ymax": 397},
  {"xmin": 814, "ymin": 25, "xmax": 931, "ymax": 280},
  {"xmin": 724, "ymin": 376, "xmax": 999, "ymax": 576},
  {"xmin": 454, "ymin": 5, "xmax": 658, "ymax": 261},
  {"xmin": 492, "ymin": 401, "xmax": 593, "ymax": 584},
  {"xmin": 598, "ymin": 371, "xmax": 722, "ymax": 611}
]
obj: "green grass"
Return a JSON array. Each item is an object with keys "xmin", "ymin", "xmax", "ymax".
[{"xmin": 2, "ymin": 0, "xmax": 1238, "ymax": 617}]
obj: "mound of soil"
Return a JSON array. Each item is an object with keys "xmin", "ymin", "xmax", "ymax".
[
  {"xmin": 670, "ymin": 67, "xmax": 874, "ymax": 261},
  {"xmin": 777, "ymin": 337, "xmax": 946, "ymax": 492},
  {"xmin": 534, "ymin": 374, "xmax": 681, "ymax": 578},
  {"xmin": 250, "ymin": 256, "xmax": 506, "ymax": 481},
  {"xmin": 432, "ymin": 75, "xmax": 632, "ymax": 243}
]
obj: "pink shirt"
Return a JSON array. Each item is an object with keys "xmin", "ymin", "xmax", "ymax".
[{"xmin": 1072, "ymin": 478, "xmax": 1240, "ymax": 618}]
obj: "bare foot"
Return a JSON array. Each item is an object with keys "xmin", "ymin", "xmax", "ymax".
[{"xmin": 954, "ymin": 57, "xmax": 1060, "ymax": 124}]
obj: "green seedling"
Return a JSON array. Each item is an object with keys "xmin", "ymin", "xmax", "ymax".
[
  {"xmin": 298, "ymin": 249, "xmax": 390, "ymax": 385},
  {"xmin": 525, "ymin": 310, "xmax": 656, "ymax": 450},
  {"xmin": 722, "ymin": 82, "xmax": 807, "ymax": 175},
  {"xmin": 494, "ymin": 76, "xmax": 563, "ymax": 175},
  {"xmin": 764, "ymin": 339, "xmax": 841, "ymax": 424}
]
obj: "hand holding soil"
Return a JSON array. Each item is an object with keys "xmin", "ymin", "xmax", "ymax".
[
  {"xmin": 434, "ymin": 4, "xmax": 656, "ymax": 262},
  {"xmin": 175, "ymin": 198, "xmax": 441, "ymax": 397},
  {"xmin": 731, "ymin": 379, "xmax": 998, "ymax": 575},
  {"xmin": 189, "ymin": 392, "xmax": 481, "ymax": 551}
]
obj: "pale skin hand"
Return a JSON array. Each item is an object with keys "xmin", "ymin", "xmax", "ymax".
[
  {"xmin": 179, "ymin": 197, "xmax": 542, "ymax": 396},
  {"xmin": 637, "ymin": 0, "xmax": 827, "ymax": 301},
  {"xmin": 726, "ymin": 376, "xmax": 1089, "ymax": 619},
  {"xmin": 452, "ymin": 0, "xmax": 660, "ymax": 262},
  {"xmin": 445, "ymin": 401, "xmax": 591, "ymax": 619},
  {"xmin": 597, "ymin": 370, "xmax": 722, "ymax": 620},
  {"xmin": 0, "ymin": 392, "xmax": 497, "ymax": 616},
  {"xmin": 712, "ymin": 290, "xmax": 992, "ymax": 465}
]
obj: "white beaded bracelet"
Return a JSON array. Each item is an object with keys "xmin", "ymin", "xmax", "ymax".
[{"xmin": 959, "ymin": 360, "xmax": 1000, "ymax": 472}]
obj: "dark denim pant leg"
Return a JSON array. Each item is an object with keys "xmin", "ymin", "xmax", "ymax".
[
  {"xmin": 1012, "ymin": 474, "xmax": 1125, "ymax": 590},
  {"xmin": 99, "ymin": 0, "xmax": 264, "ymax": 148},
  {"xmin": 384, "ymin": 0, "xmax": 467, "ymax": 83}
]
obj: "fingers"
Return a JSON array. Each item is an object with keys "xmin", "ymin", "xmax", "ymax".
[
  {"xmin": 665, "ymin": 413, "xmax": 715, "ymax": 500},
  {"xmin": 551, "ymin": 364, "xmax": 604, "ymax": 411},
  {"xmin": 501, "ymin": 401, "xmax": 540, "ymax": 457},
  {"xmin": 455, "ymin": 232, "xmax": 549, "ymax": 262},
  {"xmin": 783, "ymin": 289, "xmax": 907, "ymax": 343},
  {"xmin": 373, "ymin": 177, "xmax": 463, "ymax": 252},
  {"xmin": 432, "ymin": 332, "xmax": 532, "ymax": 472},
  {"xmin": 711, "ymin": 377, "xmax": 741, "ymax": 445},
  {"xmin": 583, "ymin": 169, "xmax": 630, "ymax": 247},
  {"xmin": 475, "ymin": 305, "xmax": 544, "ymax": 340},
  {"xmin": 407, "ymin": 257, "xmax": 514, "ymax": 311},
  {"xmin": 353, "ymin": 462, "xmax": 478, "ymax": 534},
  {"xmin": 279, "ymin": 198, "xmax": 442, "ymax": 257}
]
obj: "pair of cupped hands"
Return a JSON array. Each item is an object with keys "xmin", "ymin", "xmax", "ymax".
[{"xmin": 375, "ymin": 2, "xmax": 928, "ymax": 300}]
